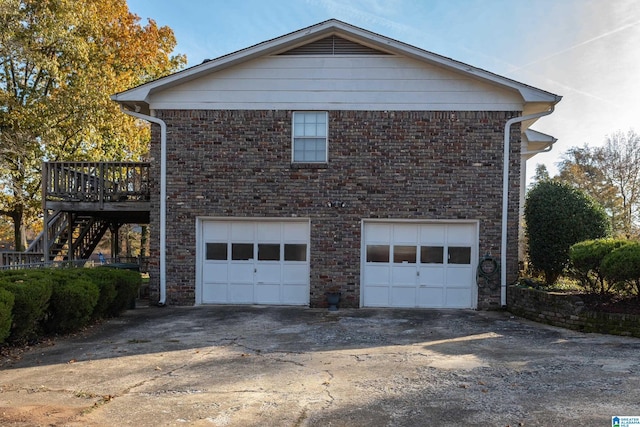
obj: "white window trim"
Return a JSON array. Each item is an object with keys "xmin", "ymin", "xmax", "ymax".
[{"xmin": 291, "ymin": 111, "xmax": 329, "ymax": 163}]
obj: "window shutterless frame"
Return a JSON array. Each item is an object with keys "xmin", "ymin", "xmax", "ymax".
[{"xmin": 291, "ymin": 111, "xmax": 328, "ymax": 163}]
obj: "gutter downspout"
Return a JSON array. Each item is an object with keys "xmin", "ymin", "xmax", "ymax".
[
  {"xmin": 501, "ymin": 106, "xmax": 555, "ymax": 306},
  {"xmin": 120, "ymin": 106, "xmax": 167, "ymax": 306}
]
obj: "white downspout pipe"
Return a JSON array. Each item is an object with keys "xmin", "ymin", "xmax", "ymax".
[
  {"xmin": 120, "ymin": 106, "xmax": 167, "ymax": 306},
  {"xmin": 501, "ymin": 106, "xmax": 555, "ymax": 306}
]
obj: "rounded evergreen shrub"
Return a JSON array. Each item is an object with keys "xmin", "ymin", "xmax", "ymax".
[
  {"xmin": 569, "ymin": 238, "xmax": 629, "ymax": 294},
  {"xmin": 45, "ymin": 273, "xmax": 100, "ymax": 334},
  {"xmin": 525, "ymin": 181, "xmax": 610, "ymax": 285},
  {"xmin": 53, "ymin": 268, "xmax": 119, "ymax": 320},
  {"xmin": 601, "ymin": 241, "xmax": 640, "ymax": 295},
  {"xmin": 80, "ymin": 268, "xmax": 119, "ymax": 319},
  {"xmin": 100, "ymin": 268, "xmax": 141, "ymax": 317},
  {"xmin": 0, "ymin": 270, "xmax": 53, "ymax": 343},
  {"xmin": 0, "ymin": 287, "xmax": 15, "ymax": 345}
]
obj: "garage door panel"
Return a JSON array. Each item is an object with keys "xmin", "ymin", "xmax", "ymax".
[
  {"xmin": 283, "ymin": 222, "xmax": 309, "ymax": 241},
  {"xmin": 418, "ymin": 266, "xmax": 445, "ymax": 286},
  {"xmin": 417, "ymin": 287, "xmax": 444, "ymax": 307},
  {"xmin": 446, "ymin": 267, "xmax": 473, "ymax": 286},
  {"xmin": 363, "ymin": 285, "xmax": 389, "ymax": 306},
  {"xmin": 255, "ymin": 264, "xmax": 281, "ymax": 284},
  {"xmin": 255, "ymin": 284, "xmax": 281, "ymax": 304},
  {"xmin": 447, "ymin": 224, "xmax": 475, "ymax": 245},
  {"xmin": 366, "ymin": 223, "xmax": 391, "ymax": 243},
  {"xmin": 419, "ymin": 224, "xmax": 446, "ymax": 245},
  {"xmin": 231, "ymin": 222, "xmax": 255, "ymax": 241},
  {"xmin": 228, "ymin": 283, "xmax": 254, "ymax": 303},
  {"xmin": 393, "ymin": 224, "xmax": 419, "ymax": 243},
  {"xmin": 391, "ymin": 266, "xmax": 417, "ymax": 285},
  {"xmin": 203, "ymin": 222, "xmax": 229, "ymax": 240},
  {"xmin": 391, "ymin": 287, "xmax": 416, "ymax": 307},
  {"xmin": 257, "ymin": 222, "xmax": 281, "ymax": 241},
  {"xmin": 283, "ymin": 284, "xmax": 308, "ymax": 304},
  {"xmin": 283, "ymin": 264, "xmax": 308, "ymax": 284},
  {"xmin": 203, "ymin": 263, "xmax": 228, "ymax": 282},
  {"xmin": 363, "ymin": 222, "xmax": 476, "ymax": 309},
  {"xmin": 229, "ymin": 263, "xmax": 254, "ymax": 283},
  {"xmin": 200, "ymin": 220, "xmax": 309, "ymax": 305},
  {"xmin": 203, "ymin": 283, "xmax": 228, "ymax": 303},
  {"xmin": 364, "ymin": 265, "xmax": 390, "ymax": 285},
  {"xmin": 445, "ymin": 288, "xmax": 472, "ymax": 308}
]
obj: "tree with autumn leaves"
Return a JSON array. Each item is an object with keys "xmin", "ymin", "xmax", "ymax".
[
  {"xmin": 0, "ymin": 0, "xmax": 185, "ymax": 250},
  {"xmin": 553, "ymin": 130, "xmax": 640, "ymax": 239}
]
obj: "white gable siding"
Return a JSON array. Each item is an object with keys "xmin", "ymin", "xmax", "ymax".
[{"xmin": 149, "ymin": 55, "xmax": 523, "ymax": 111}]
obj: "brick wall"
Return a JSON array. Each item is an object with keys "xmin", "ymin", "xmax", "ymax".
[
  {"xmin": 508, "ymin": 286, "xmax": 640, "ymax": 338},
  {"xmin": 146, "ymin": 110, "xmax": 522, "ymax": 308}
]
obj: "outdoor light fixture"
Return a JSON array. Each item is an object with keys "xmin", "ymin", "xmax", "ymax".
[{"xmin": 327, "ymin": 201, "xmax": 346, "ymax": 208}]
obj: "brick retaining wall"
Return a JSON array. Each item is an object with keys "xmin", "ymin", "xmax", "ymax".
[{"xmin": 507, "ymin": 285, "xmax": 640, "ymax": 338}]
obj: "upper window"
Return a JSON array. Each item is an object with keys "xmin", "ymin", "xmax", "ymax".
[{"xmin": 292, "ymin": 112, "xmax": 328, "ymax": 163}]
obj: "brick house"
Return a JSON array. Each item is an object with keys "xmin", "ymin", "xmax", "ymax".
[{"xmin": 112, "ymin": 19, "xmax": 561, "ymax": 309}]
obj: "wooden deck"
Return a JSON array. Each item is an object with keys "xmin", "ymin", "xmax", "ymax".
[
  {"xmin": 0, "ymin": 162, "xmax": 152, "ymax": 267},
  {"xmin": 43, "ymin": 161, "xmax": 151, "ymax": 223}
]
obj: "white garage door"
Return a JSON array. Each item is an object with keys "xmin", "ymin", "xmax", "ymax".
[
  {"xmin": 199, "ymin": 220, "xmax": 310, "ymax": 305},
  {"xmin": 362, "ymin": 222, "xmax": 477, "ymax": 308}
]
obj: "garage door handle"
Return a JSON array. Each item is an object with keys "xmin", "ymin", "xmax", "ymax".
[
  {"xmin": 254, "ymin": 268, "xmax": 257, "ymax": 273},
  {"xmin": 416, "ymin": 271, "xmax": 420, "ymax": 276}
]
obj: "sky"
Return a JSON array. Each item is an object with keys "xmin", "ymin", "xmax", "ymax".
[{"xmin": 126, "ymin": 0, "xmax": 640, "ymax": 182}]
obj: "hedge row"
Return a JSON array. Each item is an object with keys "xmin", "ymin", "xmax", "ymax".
[{"xmin": 0, "ymin": 268, "xmax": 140, "ymax": 345}]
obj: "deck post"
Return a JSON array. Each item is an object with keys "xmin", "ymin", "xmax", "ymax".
[
  {"xmin": 67, "ymin": 212, "xmax": 75, "ymax": 261},
  {"xmin": 42, "ymin": 162, "xmax": 49, "ymax": 262},
  {"xmin": 110, "ymin": 223, "xmax": 120, "ymax": 260},
  {"xmin": 99, "ymin": 162, "xmax": 104, "ymax": 210}
]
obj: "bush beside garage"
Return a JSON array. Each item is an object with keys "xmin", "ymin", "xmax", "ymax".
[{"xmin": 0, "ymin": 268, "xmax": 141, "ymax": 346}]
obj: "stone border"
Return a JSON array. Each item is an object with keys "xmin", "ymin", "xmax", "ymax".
[{"xmin": 507, "ymin": 285, "xmax": 640, "ymax": 338}]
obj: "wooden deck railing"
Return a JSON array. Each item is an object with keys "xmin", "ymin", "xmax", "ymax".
[
  {"xmin": 43, "ymin": 162, "xmax": 150, "ymax": 206},
  {"xmin": 0, "ymin": 252, "xmax": 45, "ymax": 268}
]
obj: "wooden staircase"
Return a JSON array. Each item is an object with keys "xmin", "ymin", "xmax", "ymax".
[{"xmin": 27, "ymin": 211, "xmax": 112, "ymax": 261}]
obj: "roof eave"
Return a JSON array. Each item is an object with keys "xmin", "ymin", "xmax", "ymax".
[{"xmin": 522, "ymin": 129, "xmax": 558, "ymax": 160}]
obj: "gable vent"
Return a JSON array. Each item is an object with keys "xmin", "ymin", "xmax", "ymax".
[{"xmin": 279, "ymin": 35, "xmax": 390, "ymax": 56}]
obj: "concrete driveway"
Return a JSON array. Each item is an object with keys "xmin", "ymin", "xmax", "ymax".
[{"xmin": 1, "ymin": 305, "xmax": 638, "ymax": 426}]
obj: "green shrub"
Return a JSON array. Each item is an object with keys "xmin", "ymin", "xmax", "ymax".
[
  {"xmin": 0, "ymin": 287, "xmax": 15, "ymax": 345},
  {"xmin": 79, "ymin": 269, "xmax": 119, "ymax": 319},
  {"xmin": 0, "ymin": 270, "xmax": 53, "ymax": 343},
  {"xmin": 569, "ymin": 238, "xmax": 629, "ymax": 294},
  {"xmin": 601, "ymin": 242, "xmax": 640, "ymax": 295},
  {"xmin": 45, "ymin": 272, "xmax": 99, "ymax": 334},
  {"xmin": 525, "ymin": 181, "xmax": 610, "ymax": 285},
  {"xmin": 96, "ymin": 268, "xmax": 141, "ymax": 317}
]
